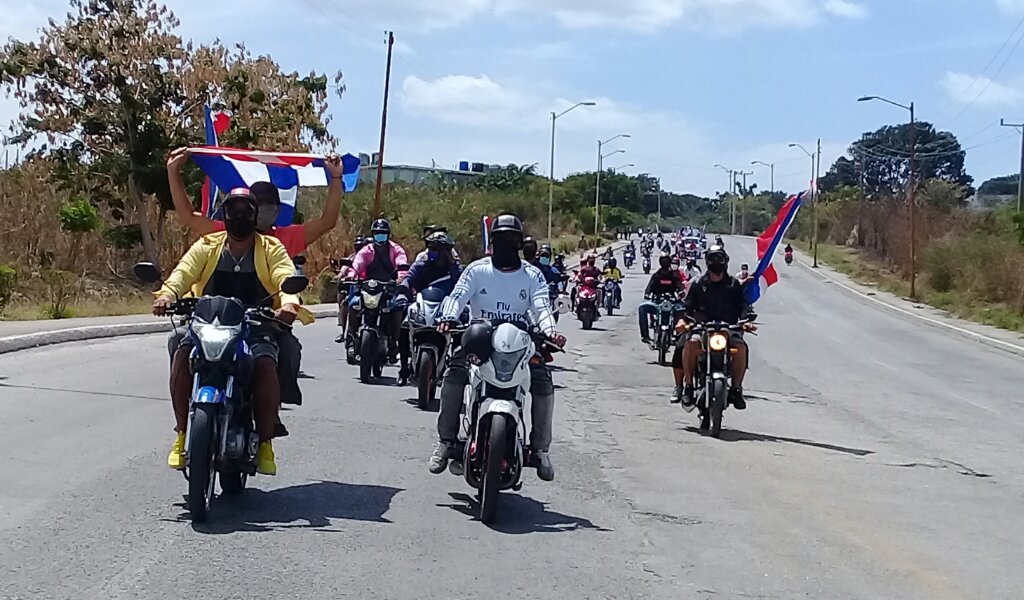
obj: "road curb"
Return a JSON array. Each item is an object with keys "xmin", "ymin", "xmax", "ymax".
[{"xmin": 0, "ymin": 306, "xmax": 339, "ymax": 355}]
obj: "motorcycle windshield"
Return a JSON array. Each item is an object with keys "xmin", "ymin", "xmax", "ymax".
[
  {"xmin": 420, "ymin": 286, "xmax": 448, "ymax": 303},
  {"xmin": 194, "ymin": 296, "xmax": 246, "ymax": 326},
  {"xmin": 491, "ymin": 348, "xmax": 527, "ymax": 383}
]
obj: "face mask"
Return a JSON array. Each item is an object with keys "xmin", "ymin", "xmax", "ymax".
[
  {"xmin": 491, "ymin": 238, "xmax": 522, "ymax": 270},
  {"xmin": 373, "ymin": 233, "xmax": 389, "ymax": 244},
  {"xmin": 539, "ymin": 256, "xmax": 551, "ymax": 266},
  {"xmin": 708, "ymin": 263, "xmax": 727, "ymax": 275},
  {"xmin": 225, "ymin": 216, "xmax": 256, "ymax": 241},
  {"xmin": 427, "ymin": 250, "xmax": 441, "ymax": 263},
  {"xmin": 256, "ymin": 205, "xmax": 279, "ymax": 232}
]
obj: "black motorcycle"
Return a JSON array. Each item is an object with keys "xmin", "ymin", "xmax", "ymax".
[
  {"xmin": 134, "ymin": 262, "xmax": 308, "ymax": 523},
  {"xmin": 407, "ymin": 286, "xmax": 462, "ymax": 410},
  {"xmin": 687, "ymin": 316, "xmax": 755, "ymax": 438},
  {"xmin": 652, "ymin": 293, "xmax": 683, "ymax": 366}
]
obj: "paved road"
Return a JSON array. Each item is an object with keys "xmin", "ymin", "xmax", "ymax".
[{"xmin": 2, "ymin": 237, "xmax": 1022, "ymax": 599}]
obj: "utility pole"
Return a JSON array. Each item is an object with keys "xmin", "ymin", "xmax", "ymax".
[
  {"xmin": 657, "ymin": 178, "xmax": 663, "ymax": 231},
  {"xmin": 1000, "ymin": 118, "xmax": 1024, "ymax": 218},
  {"xmin": 594, "ymin": 140, "xmax": 602, "ymax": 235},
  {"xmin": 737, "ymin": 170, "xmax": 753, "ymax": 235},
  {"xmin": 373, "ymin": 31, "xmax": 395, "ymax": 218},
  {"xmin": 731, "ymin": 170, "xmax": 739, "ymax": 234},
  {"xmin": 908, "ymin": 105, "xmax": 916, "ymax": 299},
  {"xmin": 814, "ymin": 137, "xmax": 821, "ymax": 268}
]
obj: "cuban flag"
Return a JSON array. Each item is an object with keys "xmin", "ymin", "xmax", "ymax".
[
  {"xmin": 743, "ymin": 191, "xmax": 804, "ymax": 304},
  {"xmin": 199, "ymin": 106, "xmax": 232, "ymax": 217},
  {"xmin": 481, "ymin": 215, "xmax": 492, "ymax": 255},
  {"xmin": 190, "ymin": 147, "xmax": 362, "ymax": 227}
]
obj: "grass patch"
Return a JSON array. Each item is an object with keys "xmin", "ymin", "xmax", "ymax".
[{"xmin": 1, "ymin": 296, "xmax": 152, "ymax": 321}]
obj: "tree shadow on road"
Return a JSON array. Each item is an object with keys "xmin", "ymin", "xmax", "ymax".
[
  {"xmin": 170, "ymin": 480, "xmax": 403, "ymax": 534},
  {"xmin": 683, "ymin": 426, "xmax": 874, "ymax": 457},
  {"xmin": 439, "ymin": 492, "xmax": 612, "ymax": 535}
]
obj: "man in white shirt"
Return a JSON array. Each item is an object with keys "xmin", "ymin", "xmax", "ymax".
[{"xmin": 431, "ymin": 214, "xmax": 566, "ymax": 481}]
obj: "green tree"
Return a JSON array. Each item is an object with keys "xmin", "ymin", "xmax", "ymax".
[{"xmin": 978, "ymin": 174, "xmax": 1019, "ymax": 196}]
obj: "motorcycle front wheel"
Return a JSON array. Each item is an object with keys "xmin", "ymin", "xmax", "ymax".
[
  {"xmin": 710, "ymin": 378, "xmax": 726, "ymax": 438},
  {"xmin": 657, "ymin": 333, "xmax": 668, "ymax": 366},
  {"xmin": 416, "ymin": 351, "xmax": 436, "ymax": 411},
  {"xmin": 359, "ymin": 330, "xmax": 376, "ymax": 383},
  {"xmin": 580, "ymin": 308, "xmax": 594, "ymax": 330},
  {"xmin": 188, "ymin": 404, "xmax": 218, "ymax": 523},
  {"xmin": 479, "ymin": 413, "xmax": 508, "ymax": 525}
]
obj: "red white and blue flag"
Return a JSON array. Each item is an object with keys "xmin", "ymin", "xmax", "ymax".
[
  {"xmin": 190, "ymin": 147, "xmax": 362, "ymax": 227},
  {"xmin": 743, "ymin": 191, "xmax": 804, "ymax": 304},
  {"xmin": 481, "ymin": 215, "xmax": 493, "ymax": 255},
  {"xmin": 200, "ymin": 105, "xmax": 232, "ymax": 217}
]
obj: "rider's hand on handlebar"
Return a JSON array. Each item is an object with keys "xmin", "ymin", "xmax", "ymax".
[
  {"xmin": 152, "ymin": 295, "xmax": 174, "ymax": 316},
  {"xmin": 275, "ymin": 303, "xmax": 299, "ymax": 325},
  {"xmin": 742, "ymin": 322, "xmax": 758, "ymax": 333},
  {"xmin": 437, "ymin": 320, "xmax": 454, "ymax": 334},
  {"xmin": 552, "ymin": 332, "xmax": 567, "ymax": 348}
]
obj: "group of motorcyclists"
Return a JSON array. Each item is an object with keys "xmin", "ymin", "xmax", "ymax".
[{"xmin": 152, "ymin": 150, "xmax": 761, "ymax": 508}]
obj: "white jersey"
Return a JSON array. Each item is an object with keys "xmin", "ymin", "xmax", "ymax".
[{"xmin": 441, "ymin": 258, "xmax": 556, "ymax": 335}]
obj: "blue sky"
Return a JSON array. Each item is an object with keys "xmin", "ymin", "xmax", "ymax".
[{"xmin": 3, "ymin": 0, "xmax": 1024, "ymax": 196}]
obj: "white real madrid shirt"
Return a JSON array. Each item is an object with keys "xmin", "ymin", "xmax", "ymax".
[{"xmin": 441, "ymin": 257, "xmax": 556, "ymax": 335}]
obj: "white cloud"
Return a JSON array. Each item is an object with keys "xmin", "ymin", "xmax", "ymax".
[
  {"xmin": 401, "ymin": 75, "xmax": 541, "ymax": 127},
  {"xmin": 995, "ymin": 0, "xmax": 1024, "ymax": 13},
  {"xmin": 940, "ymin": 71, "xmax": 1024, "ymax": 107},
  {"xmin": 822, "ymin": 0, "xmax": 868, "ymax": 19}
]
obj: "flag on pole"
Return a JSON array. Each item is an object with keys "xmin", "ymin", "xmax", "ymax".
[
  {"xmin": 744, "ymin": 191, "xmax": 804, "ymax": 304},
  {"xmin": 481, "ymin": 215, "xmax": 492, "ymax": 255},
  {"xmin": 189, "ymin": 148, "xmax": 362, "ymax": 227},
  {"xmin": 199, "ymin": 106, "xmax": 232, "ymax": 217}
]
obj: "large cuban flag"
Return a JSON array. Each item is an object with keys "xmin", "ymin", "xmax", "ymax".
[
  {"xmin": 190, "ymin": 147, "xmax": 362, "ymax": 227},
  {"xmin": 199, "ymin": 106, "xmax": 232, "ymax": 217},
  {"xmin": 481, "ymin": 215, "xmax": 492, "ymax": 255},
  {"xmin": 743, "ymin": 191, "xmax": 804, "ymax": 304}
]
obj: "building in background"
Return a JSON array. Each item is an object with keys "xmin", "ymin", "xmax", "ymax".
[{"xmin": 356, "ymin": 152, "xmax": 506, "ymax": 187}]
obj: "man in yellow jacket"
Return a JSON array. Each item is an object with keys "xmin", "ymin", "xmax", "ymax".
[{"xmin": 154, "ymin": 189, "xmax": 313, "ymax": 476}]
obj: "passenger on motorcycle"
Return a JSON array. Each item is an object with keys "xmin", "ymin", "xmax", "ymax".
[
  {"xmin": 349, "ymin": 218, "xmax": 410, "ymax": 363},
  {"xmin": 430, "ymin": 214, "xmax": 566, "ymax": 481},
  {"xmin": 677, "ymin": 245, "xmax": 756, "ymax": 411},
  {"xmin": 398, "ymin": 231, "xmax": 462, "ymax": 383},
  {"xmin": 531, "ymin": 243, "xmax": 563, "ymax": 304},
  {"xmin": 685, "ymin": 257, "xmax": 703, "ymax": 283},
  {"xmin": 638, "ymin": 254, "xmax": 686, "ymax": 345},
  {"xmin": 602, "ymin": 258, "xmax": 623, "ymax": 308},
  {"xmin": 156, "ymin": 189, "xmax": 313, "ymax": 476},
  {"xmin": 737, "ymin": 263, "xmax": 751, "ymax": 283},
  {"xmin": 416, "ymin": 225, "xmax": 460, "ymax": 264},
  {"xmin": 572, "ymin": 255, "xmax": 604, "ymax": 309},
  {"xmin": 335, "ymin": 236, "xmax": 369, "ymax": 344}
]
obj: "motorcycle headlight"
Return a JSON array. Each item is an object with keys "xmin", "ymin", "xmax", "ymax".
[
  {"xmin": 191, "ymin": 321, "xmax": 242, "ymax": 362},
  {"xmin": 361, "ymin": 291, "xmax": 382, "ymax": 309},
  {"xmin": 708, "ymin": 333, "xmax": 728, "ymax": 352},
  {"xmin": 491, "ymin": 348, "xmax": 527, "ymax": 383}
]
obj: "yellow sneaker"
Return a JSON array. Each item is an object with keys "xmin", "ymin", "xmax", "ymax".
[
  {"xmin": 256, "ymin": 441, "xmax": 277, "ymax": 476},
  {"xmin": 167, "ymin": 431, "xmax": 186, "ymax": 470}
]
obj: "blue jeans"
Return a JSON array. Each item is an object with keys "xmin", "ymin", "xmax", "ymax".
[{"xmin": 638, "ymin": 302, "xmax": 657, "ymax": 340}]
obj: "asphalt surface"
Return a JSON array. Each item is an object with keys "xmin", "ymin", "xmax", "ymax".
[{"xmin": 2, "ymin": 237, "xmax": 1023, "ymax": 599}]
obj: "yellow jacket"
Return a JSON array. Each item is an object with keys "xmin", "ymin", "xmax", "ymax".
[
  {"xmin": 603, "ymin": 267, "xmax": 623, "ymax": 282},
  {"xmin": 156, "ymin": 231, "xmax": 314, "ymax": 325}
]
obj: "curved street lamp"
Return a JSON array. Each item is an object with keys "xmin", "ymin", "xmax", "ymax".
[{"xmin": 547, "ymin": 101, "xmax": 597, "ymax": 240}]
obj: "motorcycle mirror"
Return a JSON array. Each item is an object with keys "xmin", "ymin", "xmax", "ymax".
[
  {"xmin": 556, "ymin": 297, "xmax": 571, "ymax": 315},
  {"xmin": 336, "ymin": 257, "xmax": 354, "ymax": 268},
  {"xmin": 280, "ymin": 274, "xmax": 309, "ymax": 295},
  {"xmin": 293, "ymin": 255, "xmax": 307, "ymax": 267},
  {"xmin": 133, "ymin": 262, "xmax": 162, "ymax": 283}
]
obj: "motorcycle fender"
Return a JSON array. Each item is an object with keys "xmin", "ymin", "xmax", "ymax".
[
  {"xmin": 193, "ymin": 385, "xmax": 225, "ymax": 405},
  {"xmin": 710, "ymin": 372, "xmax": 729, "ymax": 381},
  {"xmin": 479, "ymin": 398, "xmax": 519, "ymax": 419},
  {"xmin": 418, "ymin": 344, "xmax": 440, "ymax": 367}
]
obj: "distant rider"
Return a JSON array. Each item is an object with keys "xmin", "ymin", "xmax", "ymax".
[
  {"xmin": 603, "ymin": 257, "xmax": 623, "ymax": 308},
  {"xmin": 349, "ymin": 218, "xmax": 409, "ymax": 363},
  {"xmin": 637, "ymin": 253, "xmax": 685, "ymax": 347}
]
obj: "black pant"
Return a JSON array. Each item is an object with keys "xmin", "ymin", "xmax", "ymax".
[{"xmin": 437, "ymin": 348, "xmax": 556, "ymax": 451}]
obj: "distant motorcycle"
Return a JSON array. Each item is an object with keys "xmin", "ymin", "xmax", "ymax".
[
  {"xmin": 784, "ymin": 251, "xmax": 793, "ymax": 266},
  {"xmin": 576, "ymin": 276, "xmax": 599, "ymax": 330},
  {"xmin": 642, "ymin": 256, "xmax": 651, "ymax": 275},
  {"xmin": 623, "ymin": 250, "xmax": 635, "ymax": 269},
  {"xmin": 407, "ymin": 286, "xmax": 454, "ymax": 410},
  {"xmin": 603, "ymin": 279, "xmax": 620, "ymax": 316},
  {"xmin": 651, "ymin": 293, "xmax": 683, "ymax": 366}
]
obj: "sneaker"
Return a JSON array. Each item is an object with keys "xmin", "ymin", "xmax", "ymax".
[
  {"xmin": 334, "ymin": 332, "xmax": 345, "ymax": 344},
  {"xmin": 641, "ymin": 336, "xmax": 651, "ymax": 345},
  {"xmin": 671, "ymin": 385, "xmax": 682, "ymax": 404},
  {"xmin": 256, "ymin": 441, "xmax": 277, "ymax": 476},
  {"xmin": 273, "ymin": 418, "xmax": 289, "ymax": 438},
  {"xmin": 681, "ymin": 385, "xmax": 696, "ymax": 413},
  {"xmin": 167, "ymin": 431, "xmax": 186, "ymax": 470},
  {"xmin": 531, "ymin": 450, "xmax": 555, "ymax": 481},
  {"xmin": 429, "ymin": 441, "xmax": 456, "ymax": 474},
  {"xmin": 729, "ymin": 387, "xmax": 746, "ymax": 410}
]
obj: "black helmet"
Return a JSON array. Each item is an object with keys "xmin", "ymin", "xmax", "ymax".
[
  {"xmin": 371, "ymin": 218, "xmax": 391, "ymax": 234},
  {"xmin": 491, "ymin": 213, "xmax": 523, "ymax": 236},
  {"xmin": 425, "ymin": 230, "xmax": 455, "ymax": 249},
  {"xmin": 658, "ymin": 253, "xmax": 671, "ymax": 268},
  {"xmin": 608, "ymin": 257, "xmax": 617, "ymax": 268},
  {"xmin": 539, "ymin": 243, "xmax": 553, "ymax": 256},
  {"xmin": 223, "ymin": 187, "xmax": 257, "ymax": 214},
  {"xmin": 461, "ymin": 322, "xmax": 494, "ymax": 364},
  {"xmin": 706, "ymin": 244, "xmax": 729, "ymax": 264}
]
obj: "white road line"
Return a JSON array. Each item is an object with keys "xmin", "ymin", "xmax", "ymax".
[{"xmin": 794, "ymin": 258, "xmax": 1024, "ymax": 357}]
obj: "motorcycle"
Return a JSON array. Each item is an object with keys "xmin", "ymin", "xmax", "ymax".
[
  {"xmin": 133, "ymin": 262, "xmax": 308, "ymax": 523},
  {"xmin": 652, "ymin": 293, "xmax": 683, "ymax": 366},
  {"xmin": 455, "ymin": 321, "xmax": 562, "ymax": 524},
  {"xmin": 576, "ymin": 276, "xmax": 600, "ymax": 330},
  {"xmin": 549, "ymin": 274, "xmax": 571, "ymax": 324},
  {"xmin": 686, "ymin": 316, "xmax": 755, "ymax": 438},
  {"xmin": 784, "ymin": 251, "xmax": 793, "ymax": 266},
  {"xmin": 407, "ymin": 286, "xmax": 460, "ymax": 410},
  {"xmin": 603, "ymin": 278, "xmax": 620, "ymax": 316},
  {"xmin": 642, "ymin": 256, "xmax": 652, "ymax": 275},
  {"xmin": 623, "ymin": 251, "xmax": 635, "ymax": 269}
]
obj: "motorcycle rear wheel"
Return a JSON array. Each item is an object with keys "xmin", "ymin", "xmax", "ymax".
[
  {"xmin": 416, "ymin": 351, "xmax": 436, "ymax": 411},
  {"xmin": 479, "ymin": 413, "xmax": 507, "ymax": 525},
  {"xmin": 359, "ymin": 330, "xmax": 375, "ymax": 383},
  {"xmin": 580, "ymin": 309, "xmax": 594, "ymax": 330},
  {"xmin": 187, "ymin": 405, "xmax": 217, "ymax": 523}
]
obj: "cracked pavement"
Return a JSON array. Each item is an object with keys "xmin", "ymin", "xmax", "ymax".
[{"xmin": 1, "ymin": 235, "xmax": 1023, "ymax": 599}]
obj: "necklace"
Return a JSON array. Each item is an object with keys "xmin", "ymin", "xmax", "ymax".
[{"xmin": 225, "ymin": 248, "xmax": 247, "ymax": 272}]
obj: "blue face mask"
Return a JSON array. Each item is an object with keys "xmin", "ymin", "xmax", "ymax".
[
  {"xmin": 539, "ymin": 256, "xmax": 551, "ymax": 266},
  {"xmin": 373, "ymin": 233, "xmax": 388, "ymax": 244},
  {"xmin": 427, "ymin": 250, "xmax": 440, "ymax": 262}
]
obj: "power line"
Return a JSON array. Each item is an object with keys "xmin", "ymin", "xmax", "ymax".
[
  {"xmin": 939, "ymin": 15, "xmax": 1024, "ymax": 114},
  {"xmin": 944, "ymin": 22, "xmax": 1024, "ymax": 127}
]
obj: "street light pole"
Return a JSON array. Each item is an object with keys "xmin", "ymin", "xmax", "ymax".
[
  {"xmin": 789, "ymin": 142, "xmax": 818, "ymax": 267},
  {"xmin": 594, "ymin": 134, "xmax": 630, "ymax": 235},
  {"xmin": 999, "ymin": 118, "xmax": 1024, "ymax": 218},
  {"xmin": 737, "ymin": 170, "xmax": 752, "ymax": 235},
  {"xmin": 547, "ymin": 101, "xmax": 596, "ymax": 241},
  {"xmin": 858, "ymin": 95, "xmax": 917, "ymax": 298},
  {"xmin": 752, "ymin": 160, "xmax": 775, "ymax": 194}
]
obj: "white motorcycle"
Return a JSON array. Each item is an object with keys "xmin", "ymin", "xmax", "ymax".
[{"xmin": 455, "ymin": 321, "xmax": 562, "ymax": 524}]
